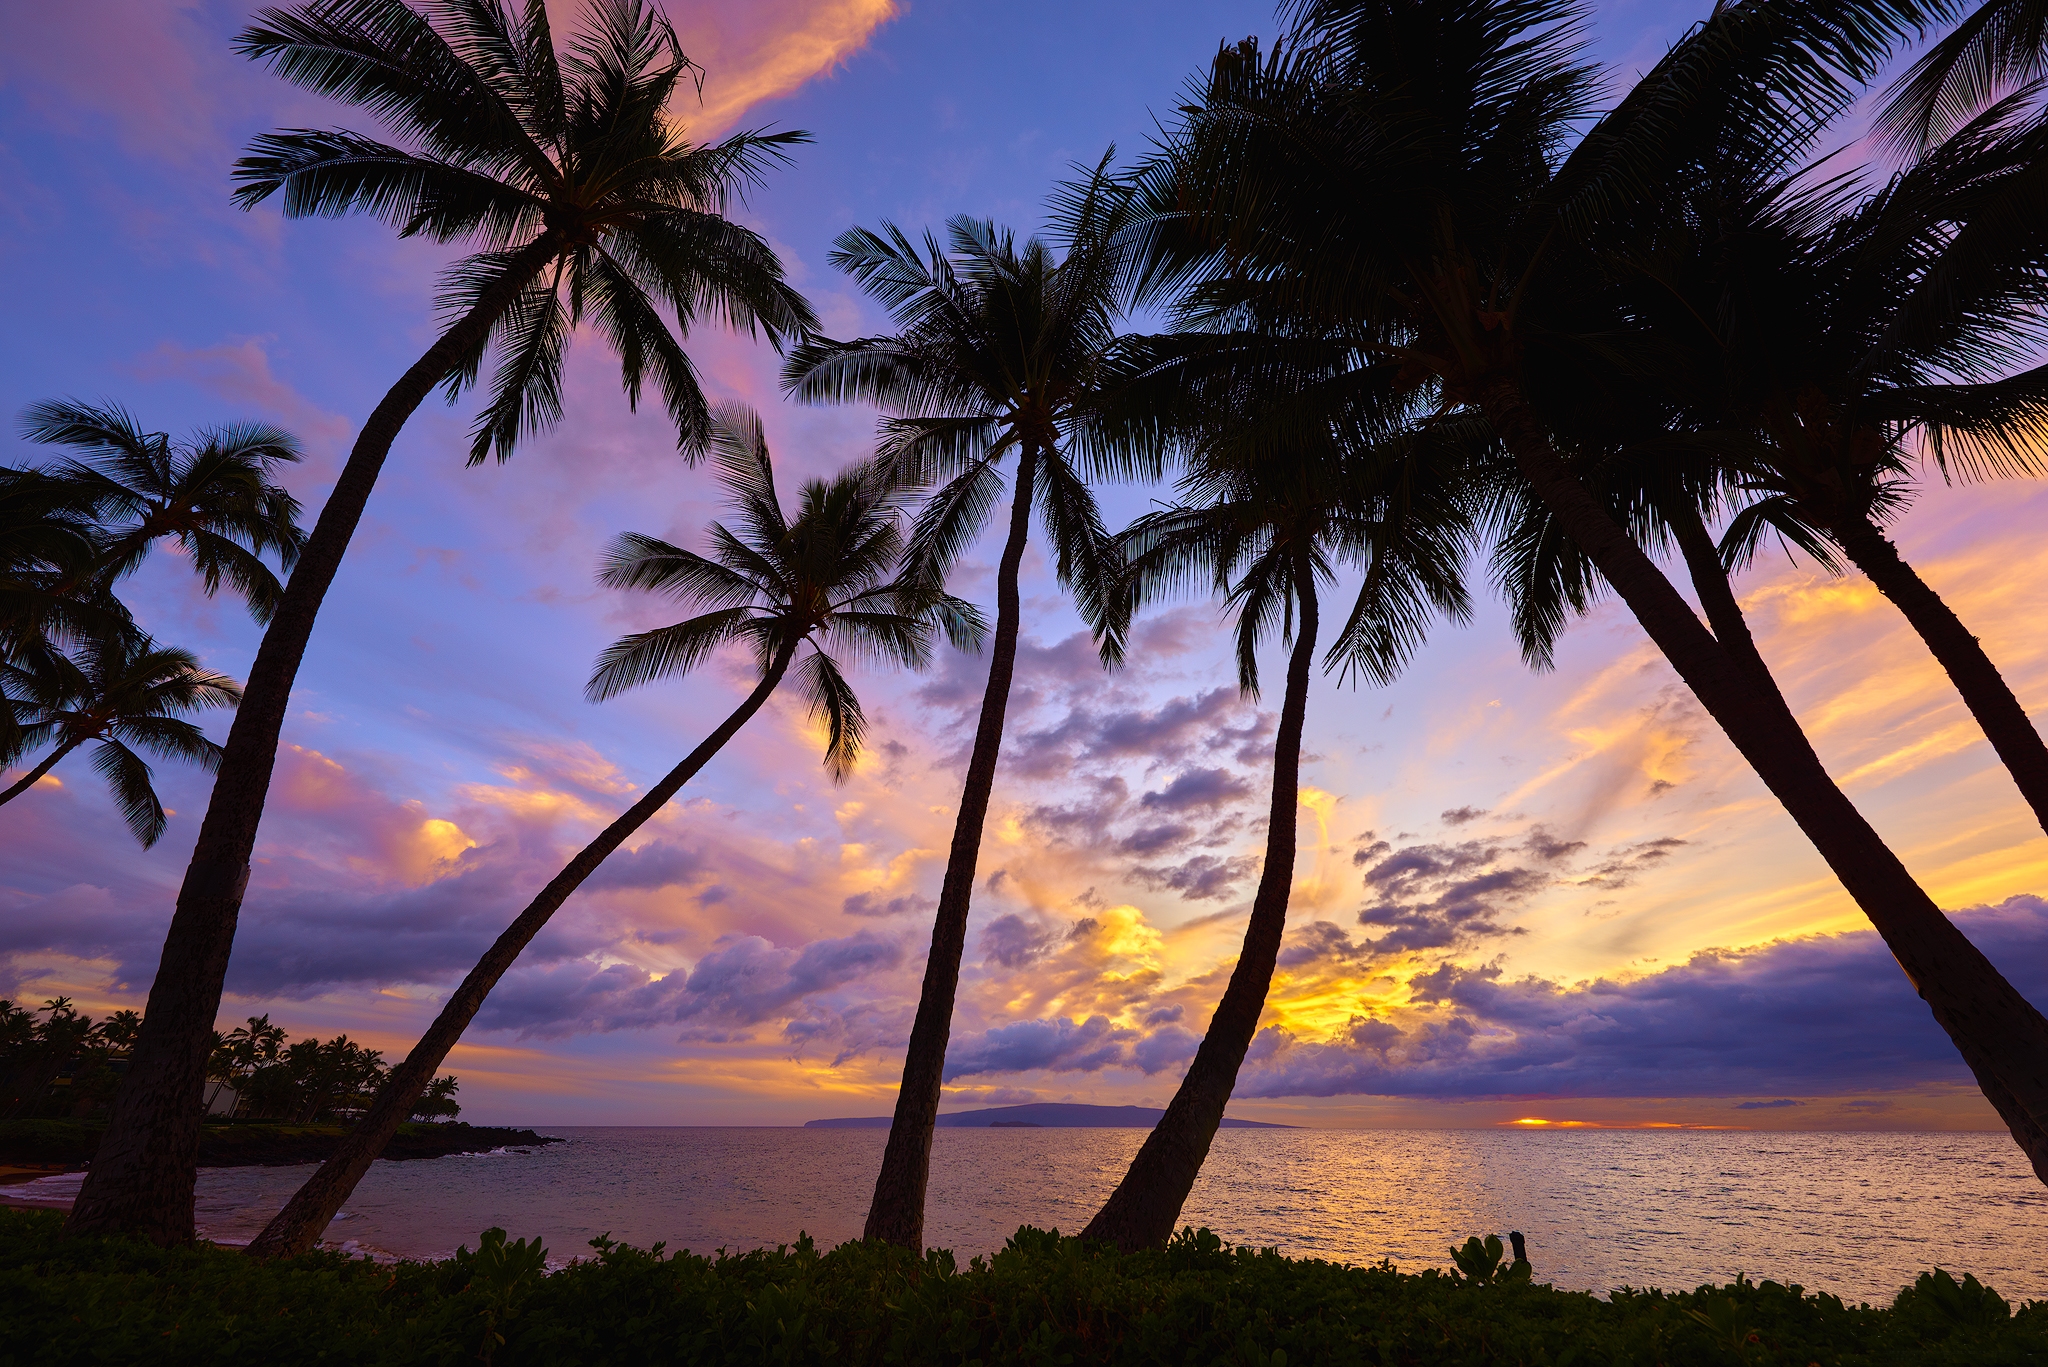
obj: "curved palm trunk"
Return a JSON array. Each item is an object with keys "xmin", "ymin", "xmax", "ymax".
[
  {"xmin": 246, "ymin": 646, "xmax": 794, "ymax": 1259},
  {"xmin": 0, "ymin": 735, "xmax": 85, "ymax": 806},
  {"xmin": 1482, "ymin": 376, "xmax": 2048, "ymax": 1179},
  {"xmin": 67, "ymin": 233, "xmax": 563, "ymax": 1244},
  {"xmin": 1668, "ymin": 504, "xmax": 1791, "ymax": 712},
  {"xmin": 1674, "ymin": 503, "xmax": 2048, "ymax": 1180},
  {"xmin": 1833, "ymin": 513, "xmax": 2048, "ymax": 840},
  {"xmin": 1082, "ymin": 566, "xmax": 1317, "ymax": 1252},
  {"xmin": 863, "ymin": 444, "xmax": 1039, "ymax": 1251}
]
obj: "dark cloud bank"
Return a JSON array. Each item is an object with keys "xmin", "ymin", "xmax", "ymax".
[{"xmin": 938, "ymin": 897, "xmax": 2048, "ymax": 1102}]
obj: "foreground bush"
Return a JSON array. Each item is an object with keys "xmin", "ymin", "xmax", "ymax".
[{"xmin": 0, "ymin": 1208, "xmax": 2040, "ymax": 1365}]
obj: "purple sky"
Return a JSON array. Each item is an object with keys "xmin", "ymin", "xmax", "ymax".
[{"xmin": 6, "ymin": 0, "xmax": 2048, "ymax": 1131}]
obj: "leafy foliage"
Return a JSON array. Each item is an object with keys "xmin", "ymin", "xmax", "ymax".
[
  {"xmin": 231, "ymin": 0, "xmax": 816, "ymax": 463},
  {"xmin": 3, "ymin": 1211, "xmax": 2046, "ymax": 1365},
  {"xmin": 205, "ymin": 1016, "xmax": 460, "ymax": 1126},
  {"xmin": 0, "ymin": 999, "xmax": 139, "ymax": 1122}
]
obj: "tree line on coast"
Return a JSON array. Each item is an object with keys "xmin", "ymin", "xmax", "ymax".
[
  {"xmin": 2, "ymin": 1000, "xmax": 460, "ymax": 1127},
  {"xmin": 8, "ymin": 0, "xmax": 2048, "ymax": 1261}
]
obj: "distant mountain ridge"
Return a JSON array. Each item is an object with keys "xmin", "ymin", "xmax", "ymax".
[{"xmin": 804, "ymin": 1103, "xmax": 1293, "ymax": 1129}]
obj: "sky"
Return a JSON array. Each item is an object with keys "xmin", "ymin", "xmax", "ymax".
[{"xmin": 4, "ymin": 0, "xmax": 2048, "ymax": 1133}]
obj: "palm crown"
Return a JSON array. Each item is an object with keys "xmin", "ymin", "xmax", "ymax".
[
  {"xmin": 18, "ymin": 401, "xmax": 306, "ymax": 622},
  {"xmin": 1, "ymin": 629, "xmax": 242, "ymax": 847},
  {"xmin": 231, "ymin": 0, "xmax": 818, "ymax": 463},
  {"xmin": 783, "ymin": 205, "xmax": 1143, "ymax": 595},
  {"xmin": 588, "ymin": 405, "xmax": 985, "ymax": 777}
]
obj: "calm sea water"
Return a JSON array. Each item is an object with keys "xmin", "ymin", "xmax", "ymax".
[{"xmin": 8, "ymin": 1128, "xmax": 2044, "ymax": 1303}]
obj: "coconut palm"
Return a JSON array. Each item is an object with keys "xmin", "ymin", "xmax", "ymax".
[
  {"xmin": 0, "ymin": 627, "xmax": 241, "ymax": 847},
  {"xmin": 243, "ymin": 404, "xmax": 983, "ymax": 1259},
  {"xmin": 17, "ymin": 400, "xmax": 306, "ymax": 621},
  {"xmin": 1597, "ymin": 104, "xmax": 2048, "ymax": 838},
  {"xmin": 74, "ymin": 0, "xmax": 815, "ymax": 1243},
  {"xmin": 781, "ymin": 192, "xmax": 1147, "ymax": 1250},
  {"xmin": 1878, "ymin": 0, "xmax": 2048, "ymax": 151},
  {"xmin": 1129, "ymin": 0, "xmax": 2048, "ymax": 1185},
  {"xmin": 0, "ymin": 467, "xmax": 118, "ymax": 758},
  {"xmin": 1079, "ymin": 398, "xmax": 1477, "ymax": 1251}
]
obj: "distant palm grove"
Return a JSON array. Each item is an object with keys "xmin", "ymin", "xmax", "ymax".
[{"xmin": 7, "ymin": 0, "xmax": 2048, "ymax": 1259}]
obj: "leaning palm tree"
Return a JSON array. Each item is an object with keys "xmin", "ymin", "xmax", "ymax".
[
  {"xmin": 782, "ymin": 193, "xmax": 1144, "ymax": 1250},
  {"xmin": 17, "ymin": 401, "xmax": 306, "ymax": 622},
  {"xmin": 0, "ymin": 627, "xmax": 241, "ymax": 847},
  {"xmin": 243, "ymin": 404, "xmax": 983, "ymax": 1259},
  {"xmin": 1601, "ymin": 105, "xmax": 2048, "ymax": 838},
  {"xmin": 1132, "ymin": 0, "xmax": 2048, "ymax": 1183},
  {"xmin": 74, "ymin": 0, "xmax": 815, "ymax": 1243},
  {"xmin": 1079, "ymin": 402, "xmax": 1476, "ymax": 1252}
]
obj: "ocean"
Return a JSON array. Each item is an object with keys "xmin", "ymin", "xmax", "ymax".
[{"xmin": 7, "ymin": 1127, "xmax": 2042, "ymax": 1303}]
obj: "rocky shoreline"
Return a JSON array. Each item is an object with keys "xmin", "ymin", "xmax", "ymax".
[{"xmin": 0, "ymin": 1120, "xmax": 563, "ymax": 1171}]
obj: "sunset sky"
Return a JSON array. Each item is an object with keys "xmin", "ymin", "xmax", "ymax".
[{"xmin": 5, "ymin": 0, "xmax": 2047, "ymax": 1131}]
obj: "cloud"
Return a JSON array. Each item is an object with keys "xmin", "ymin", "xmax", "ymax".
[
  {"xmin": 1441, "ymin": 806, "xmax": 1488, "ymax": 826},
  {"xmin": 474, "ymin": 928, "xmax": 903, "ymax": 1041},
  {"xmin": 942, "ymin": 1013, "xmax": 1136, "ymax": 1080},
  {"xmin": 1237, "ymin": 896, "xmax": 2048, "ymax": 1102},
  {"xmin": 673, "ymin": 1, "xmax": 901, "ymax": 135},
  {"xmin": 1351, "ymin": 828, "xmax": 1585, "ymax": 954},
  {"xmin": 1129, "ymin": 853, "xmax": 1262, "ymax": 902},
  {"xmin": 1141, "ymin": 767, "xmax": 1254, "ymax": 813}
]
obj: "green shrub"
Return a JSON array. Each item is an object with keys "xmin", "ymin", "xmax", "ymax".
[{"xmin": 2, "ymin": 1207, "xmax": 2043, "ymax": 1365}]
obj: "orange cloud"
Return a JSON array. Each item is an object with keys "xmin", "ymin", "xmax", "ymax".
[{"xmin": 668, "ymin": 1, "xmax": 900, "ymax": 135}]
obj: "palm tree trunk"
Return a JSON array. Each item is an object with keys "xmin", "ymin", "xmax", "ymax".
[
  {"xmin": 1081, "ymin": 561, "xmax": 1317, "ymax": 1252},
  {"xmin": 863, "ymin": 444, "xmax": 1040, "ymax": 1251},
  {"xmin": 66, "ymin": 233, "xmax": 564, "ymax": 1245},
  {"xmin": 1667, "ymin": 503, "xmax": 1790, "ymax": 711},
  {"xmin": 1833, "ymin": 512, "xmax": 2048, "ymax": 839},
  {"xmin": 1480, "ymin": 376, "xmax": 2048, "ymax": 1176},
  {"xmin": 245, "ymin": 645, "xmax": 795, "ymax": 1259},
  {"xmin": 0, "ymin": 736, "xmax": 85, "ymax": 806},
  {"xmin": 1673, "ymin": 500, "xmax": 2048, "ymax": 1181}
]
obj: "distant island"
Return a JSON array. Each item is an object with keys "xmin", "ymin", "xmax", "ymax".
[{"xmin": 805, "ymin": 1103, "xmax": 1294, "ymax": 1129}]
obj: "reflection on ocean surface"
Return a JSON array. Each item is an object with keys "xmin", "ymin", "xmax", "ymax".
[{"xmin": 7, "ymin": 1128, "xmax": 2041, "ymax": 1302}]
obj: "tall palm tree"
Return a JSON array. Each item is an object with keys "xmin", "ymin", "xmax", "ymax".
[
  {"xmin": 243, "ymin": 404, "xmax": 983, "ymax": 1259},
  {"xmin": 73, "ymin": 0, "xmax": 815, "ymax": 1243},
  {"xmin": 782, "ymin": 195, "xmax": 1144, "ymax": 1250},
  {"xmin": 1079, "ymin": 404, "xmax": 1476, "ymax": 1251},
  {"xmin": 1131, "ymin": 0, "xmax": 2048, "ymax": 1182},
  {"xmin": 1599, "ymin": 107, "xmax": 2048, "ymax": 837},
  {"xmin": 17, "ymin": 401, "xmax": 306, "ymax": 621},
  {"xmin": 0, "ymin": 628, "xmax": 241, "ymax": 847}
]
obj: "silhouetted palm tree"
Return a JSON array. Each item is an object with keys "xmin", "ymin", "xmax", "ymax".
[
  {"xmin": 1879, "ymin": 0, "xmax": 2048, "ymax": 150},
  {"xmin": 244, "ymin": 404, "xmax": 982, "ymax": 1259},
  {"xmin": 1080, "ymin": 402, "xmax": 1477, "ymax": 1251},
  {"xmin": 76, "ymin": 0, "xmax": 815, "ymax": 1243},
  {"xmin": 783, "ymin": 190, "xmax": 1144, "ymax": 1250},
  {"xmin": 1601, "ymin": 104, "xmax": 2048, "ymax": 838},
  {"xmin": 18, "ymin": 400, "xmax": 305, "ymax": 621},
  {"xmin": 1132, "ymin": 0, "xmax": 2048, "ymax": 1187},
  {"xmin": 0, "ymin": 628, "xmax": 240, "ymax": 846}
]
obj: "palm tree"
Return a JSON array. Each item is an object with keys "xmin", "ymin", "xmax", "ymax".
[
  {"xmin": 243, "ymin": 404, "xmax": 983, "ymax": 1259},
  {"xmin": 17, "ymin": 400, "xmax": 306, "ymax": 622},
  {"xmin": 1131, "ymin": 0, "xmax": 2048, "ymax": 1182},
  {"xmin": 1878, "ymin": 0, "xmax": 2048, "ymax": 151},
  {"xmin": 0, "ymin": 627, "xmax": 241, "ymax": 847},
  {"xmin": 1598, "ymin": 107, "xmax": 2048, "ymax": 839},
  {"xmin": 0, "ymin": 467, "xmax": 117, "ymax": 758},
  {"xmin": 781, "ymin": 193, "xmax": 1145, "ymax": 1250},
  {"xmin": 73, "ymin": 0, "xmax": 815, "ymax": 1243},
  {"xmin": 1078, "ymin": 401, "xmax": 1476, "ymax": 1251}
]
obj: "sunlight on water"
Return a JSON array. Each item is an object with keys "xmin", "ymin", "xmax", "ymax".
[{"xmin": 11, "ymin": 1128, "xmax": 2042, "ymax": 1302}]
